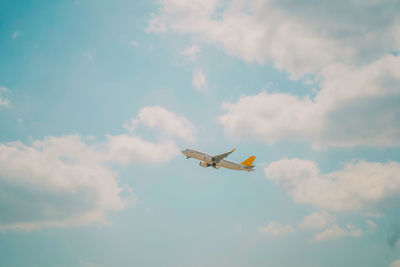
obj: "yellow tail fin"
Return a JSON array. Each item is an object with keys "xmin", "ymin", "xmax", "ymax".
[{"xmin": 241, "ymin": 156, "xmax": 256, "ymax": 167}]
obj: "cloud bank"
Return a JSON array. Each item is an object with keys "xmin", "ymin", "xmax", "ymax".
[
  {"xmin": 219, "ymin": 55, "xmax": 400, "ymax": 148},
  {"xmin": 265, "ymin": 158, "xmax": 400, "ymax": 212},
  {"xmin": 151, "ymin": 1, "xmax": 400, "ymax": 149},
  {"xmin": 0, "ymin": 106, "xmax": 196, "ymax": 231},
  {"xmin": 0, "ymin": 136, "xmax": 128, "ymax": 231},
  {"xmin": 148, "ymin": 0, "xmax": 400, "ymax": 78}
]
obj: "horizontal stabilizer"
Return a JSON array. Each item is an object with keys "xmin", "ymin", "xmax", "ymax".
[{"xmin": 241, "ymin": 156, "xmax": 256, "ymax": 167}]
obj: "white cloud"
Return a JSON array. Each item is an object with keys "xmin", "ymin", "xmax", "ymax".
[
  {"xmin": 260, "ymin": 221, "xmax": 294, "ymax": 236},
  {"xmin": 83, "ymin": 49, "xmax": 96, "ymax": 60},
  {"xmin": 192, "ymin": 68, "xmax": 207, "ymax": 92},
  {"xmin": 313, "ymin": 224, "xmax": 363, "ymax": 242},
  {"xmin": 0, "ymin": 136, "xmax": 132, "ymax": 231},
  {"xmin": 182, "ymin": 45, "xmax": 201, "ymax": 61},
  {"xmin": 299, "ymin": 212, "xmax": 336, "ymax": 230},
  {"xmin": 148, "ymin": 0, "xmax": 400, "ymax": 79},
  {"xmin": 0, "ymin": 106, "xmax": 196, "ymax": 231},
  {"xmin": 150, "ymin": 1, "xmax": 400, "ymax": 148},
  {"xmin": 265, "ymin": 158, "xmax": 400, "ymax": 212},
  {"xmin": 109, "ymin": 106, "xmax": 196, "ymax": 164},
  {"xmin": 219, "ymin": 91, "xmax": 318, "ymax": 144},
  {"xmin": 363, "ymin": 212, "xmax": 382, "ymax": 218},
  {"xmin": 219, "ymin": 55, "xmax": 400, "ymax": 148},
  {"xmin": 124, "ymin": 105, "xmax": 197, "ymax": 142},
  {"xmin": 366, "ymin": 219, "xmax": 377, "ymax": 232},
  {"xmin": 0, "ymin": 86, "xmax": 10, "ymax": 107},
  {"xmin": 12, "ymin": 31, "xmax": 21, "ymax": 39},
  {"xmin": 391, "ymin": 259, "xmax": 400, "ymax": 267},
  {"xmin": 105, "ymin": 134, "xmax": 179, "ymax": 164}
]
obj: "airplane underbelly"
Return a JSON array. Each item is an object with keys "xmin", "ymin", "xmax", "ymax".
[{"xmin": 219, "ymin": 160, "xmax": 243, "ymax": 170}]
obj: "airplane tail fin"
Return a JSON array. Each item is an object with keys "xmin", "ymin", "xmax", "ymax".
[{"xmin": 241, "ymin": 156, "xmax": 256, "ymax": 167}]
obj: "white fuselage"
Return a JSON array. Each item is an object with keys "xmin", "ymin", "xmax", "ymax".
[{"xmin": 181, "ymin": 149, "xmax": 253, "ymax": 171}]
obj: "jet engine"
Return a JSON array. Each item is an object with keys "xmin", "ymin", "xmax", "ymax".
[{"xmin": 199, "ymin": 161, "xmax": 210, "ymax": 168}]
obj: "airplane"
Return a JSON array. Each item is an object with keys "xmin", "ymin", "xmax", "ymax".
[{"xmin": 181, "ymin": 148, "xmax": 255, "ymax": 172}]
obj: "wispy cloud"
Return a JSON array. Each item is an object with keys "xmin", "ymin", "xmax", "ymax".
[
  {"xmin": 0, "ymin": 86, "xmax": 11, "ymax": 107},
  {"xmin": 182, "ymin": 45, "xmax": 201, "ymax": 61},
  {"xmin": 130, "ymin": 40, "xmax": 139, "ymax": 47},
  {"xmin": 366, "ymin": 219, "xmax": 377, "ymax": 232},
  {"xmin": 313, "ymin": 224, "xmax": 363, "ymax": 242},
  {"xmin": 260, "ymin": 221, "xmax": 294, "ymax": 236},
  {"xmin": 12, "ymin": 31, "xmax": 21, "ymax": 39},
  {"xmin": 82, "ymin": 49, "xmax": 96, "ymax": 60},
  {"xmin": 299, "ymin": 211, "xmax": 336, "ymax": 230},
  {"xmin": 388, "ymin": 223, "xmax": 400, "ymax": 247},
  {"xmin": 192, "ymin": 68, "xmax": 207, "ymax": 92}
]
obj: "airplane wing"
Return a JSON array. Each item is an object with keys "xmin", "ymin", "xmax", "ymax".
[{"xmin": 212, "ymin": 148, "xmax": 236, "ymax": 162}]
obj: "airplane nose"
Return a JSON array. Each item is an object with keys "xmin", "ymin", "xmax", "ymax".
[{"xmin": 181, "ymin": 150, "xmax": 187, "ymax": 155}]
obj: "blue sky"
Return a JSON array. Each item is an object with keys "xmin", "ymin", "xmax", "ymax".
[{"xmin": 1, "ymin": 0, "xmax": 400, "ymax": 266}]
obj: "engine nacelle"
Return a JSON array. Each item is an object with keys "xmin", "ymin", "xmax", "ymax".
[{"xmin": 199, "ymin": 161, "xmax": 210, "ymax": 168}]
